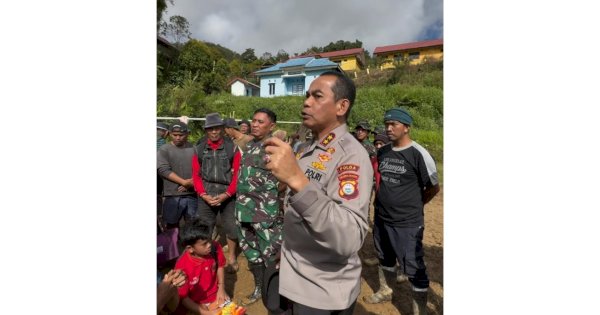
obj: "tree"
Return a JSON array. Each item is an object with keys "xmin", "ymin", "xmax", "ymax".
[
  {"xmin": 160, "ymin": 15, "xmax": 191, "ymax": 45},
  {"xmin": 260, "ymin": 52, "xmax": 273, "ymax": 61},
  {"xmin": 178, "ymin": 39, "xmax": 215, "ymax": 77},
  {"xmin": 241, "ymin": 48, "xmax": 257, "ymax": 63},
  {"xmin": 300, "ymin": 46, "xmax": 321, "ymax": 55},
  {"xmin": 322, "ymin": 39, "xmax": 362, "ymax": 52},
  {"xmin": 157, "ymin": 0, "xmax": 174, "ymax": 27},
  {"xmin": 276, "ymin": 49, "xmax": 289, "ymax": 62}
]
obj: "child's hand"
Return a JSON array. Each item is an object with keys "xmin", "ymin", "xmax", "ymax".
[{"xmin": 216, "ymin": 288, "xmax": 230, "ymax": 305}]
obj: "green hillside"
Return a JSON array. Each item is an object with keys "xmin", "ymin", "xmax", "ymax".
[{"xmin": 157, "ymin": 60, "xmax": 443, "ymax": 168}]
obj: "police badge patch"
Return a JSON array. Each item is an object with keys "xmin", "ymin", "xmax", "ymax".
[{"xmin": 338, "ymin": 173, "xmax": 359, "ymax": 200}]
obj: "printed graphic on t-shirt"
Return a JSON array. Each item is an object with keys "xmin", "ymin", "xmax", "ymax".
[{"xmin": 379, "ymin": 157, "xmax": 408, "ymax": 184}]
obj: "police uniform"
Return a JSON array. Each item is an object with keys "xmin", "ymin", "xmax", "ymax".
[{"xmin": 279, "ymin": 124, "xmax": 373, "ymax": 310}]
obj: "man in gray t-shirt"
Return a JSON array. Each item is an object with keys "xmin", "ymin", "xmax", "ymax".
[{"xmin": 157, "ymin": 121, "xmax": 198, "ymax": 229}]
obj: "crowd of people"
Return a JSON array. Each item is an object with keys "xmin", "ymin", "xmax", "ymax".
[{"xmin": 157, "ymin": 71, "xmax": 439, "ymax": 315}]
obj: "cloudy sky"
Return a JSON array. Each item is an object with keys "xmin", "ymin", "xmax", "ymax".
[{"xmin": 162, "ymin": 0, "xmax": 443, "ymax": 56}]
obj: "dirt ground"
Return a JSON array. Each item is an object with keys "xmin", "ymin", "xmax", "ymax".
[{"xmin": 222, "ymin": 187, "xmax": 443, "ymax": 315}]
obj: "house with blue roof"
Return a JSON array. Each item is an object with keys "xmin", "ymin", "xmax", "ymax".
[{"xmin": 254, "ymin": 57, "xmax": 342, "ymax": 98}]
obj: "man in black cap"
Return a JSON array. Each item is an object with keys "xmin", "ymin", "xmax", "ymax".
[
  {"xmin": 355, "ymin": 120, "xmax": 377, "ymax": 161},
  {"xmin": 364, "ymin": 107, "xmax": 439, "ymax": 315},
  {"xmin": 157, "ymin": 121, "xmax": 198, "ymax": 229},
  {"xmin": 157, "ymin": 121, "xmax": 170, "ymax": 217},
  {"xmin": 223, "ymin": 117, "xmax": 253, "ymax": 153},
  {"xmin": 373, "ymin": 133, "xmax": 390, "ymax": 150},
  {"xmin": 191, "ymin": 113, "xmax": 242, "ymax": 273},
  {"xmin": 238, "ymin": 119, "xmax": 251, "ymax": 135},
  {"xmin": 157, "ymin": 122, "xmax": 169, "ymax": 151}
]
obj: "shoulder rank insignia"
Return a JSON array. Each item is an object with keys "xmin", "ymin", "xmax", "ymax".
[
  {"xmin": 320, "ymin": 132, "xmax": 336, "ymax": 146},
  {"xmin": 295, "ymin": 149, "xmax": 304, "ymax": 160},
  {"xmin": 311, "ymin": 161, "xmax": 326, "ymax": 171},
  {"xmin": 326, "ymin": 147, "xmax": 335, "ymax": 154},
  {"xmin": 318, "ymin": 153, "xmax": 331, "ymax": 162}
]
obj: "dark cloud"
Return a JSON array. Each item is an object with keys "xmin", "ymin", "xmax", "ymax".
[{"xmin": 164, "ymin": 0, "xmax": 443, "ymax": 55}]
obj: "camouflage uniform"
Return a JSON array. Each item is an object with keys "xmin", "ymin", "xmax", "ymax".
[
  {"xmin": 361, "ymin": 139, "xmax": 377, "ymax": 160},
  {"xmin": 235, "ymin": 138, "xmax": 283, "ymax": 265}
]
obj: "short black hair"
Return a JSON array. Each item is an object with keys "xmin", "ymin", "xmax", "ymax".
[
  {"xmin": 179, "ymin": 219, "xmax": 212, "ymax": 247},
  {"xmin": 319, "ymin": 71, "xmax": 356, "ymax": 119},
  {"xmin": 254, "ymin": 107, "xmax": 277, "ymax": 123}
]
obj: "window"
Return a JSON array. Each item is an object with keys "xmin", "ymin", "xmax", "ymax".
[
  {"xmin": 292, "ymin": 83, "xmax": 304, "ymax": 96},
  {"xmin": 394, "ymin": 54, "xmax": 403, "ymax": 62},
  {"xmin": 269, "ymin": 83, "xmax": 275, "ymax": 95},
  {"xmin": 408, "ymin": 52, "xmax": 420, "ymax": 60}
]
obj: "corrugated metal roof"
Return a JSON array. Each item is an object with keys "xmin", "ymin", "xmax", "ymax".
[
  {"xmin": 373, "ymin": 39, "xmax": 443, "ymax": 55},
  {"xmin": 317, "ymin": 48, "xmax": 364, "ymax": 58},
  {"xmin": 255, "ymin": 57, "xmax": 338, "ymax": 74},
  {"xmin": 306, "ymin": 58, "xmax": 338, "ymax": 68}
]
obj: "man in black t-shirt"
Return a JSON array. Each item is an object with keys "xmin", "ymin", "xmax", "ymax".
[{"xmin": 364, "ymin": 107, "xmax": 439, "ymax": 315}]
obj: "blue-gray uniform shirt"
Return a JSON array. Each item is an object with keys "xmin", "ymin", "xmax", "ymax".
[{"xmin": 279, "ymin": 123, "xmax": 373, "ymax": 310}]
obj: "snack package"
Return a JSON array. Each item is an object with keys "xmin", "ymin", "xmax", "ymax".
[{"xmin": 217, "ymin": 300, "xmax": 246, "ymax": 315}]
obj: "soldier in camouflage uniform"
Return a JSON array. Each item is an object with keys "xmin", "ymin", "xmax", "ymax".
[
  {"xmin": 355, "ymin": 120, "xmax": 377, "ymax": 160},
  {"xmin": 235, "ymin": 108, "xmax": 284, "ymax": 307}
]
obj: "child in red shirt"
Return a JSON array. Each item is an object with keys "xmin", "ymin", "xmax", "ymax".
[{"xmin": 173, "ymin": 219, "xmax": 229, "ymax": 315}]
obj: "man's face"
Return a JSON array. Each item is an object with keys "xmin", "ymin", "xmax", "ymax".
[
  {"xmin": 205, "ymin": 126, "xmax": 223, "ymax": 142},
  {"xmin": 157, "ymin": 128, "xmax": 168, "ymax": 138},
  {"xmin": 302, "ymin": 75, "xmax": 346, "ymax": 134},
  {"xmin": 170, "ymin": 131, "xmax": 188, "ymax": 147},
  {"xmin": 223, "ymin": 127, "xmax": 234, "ymax": 138},
  {"xmin": 355, "ymin": 127, "xmax": 369, "ymax": 141},
  {"xmin": 385, "ymin": 120, "xmax": 409, "ymax": 142},
  {"xmin": 239, "ymin": 123, "xmax": 250, "ymax": 135},
  {"xmin": 251, "ymin": 112, "xmax": 275, "ymax": 141}
]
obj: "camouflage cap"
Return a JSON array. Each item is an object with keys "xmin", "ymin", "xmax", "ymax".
[{"xmin": 355, "ymin": 120, "xmax": 371, "ymax": 131}]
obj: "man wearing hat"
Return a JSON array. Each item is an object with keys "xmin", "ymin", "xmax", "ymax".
[
  {"xmin": 191, "ymin": 113, "xmax": 242, "ymax": 273},
  {"xmin": 355, "ymin": 120, "xmax": 377, "ymax": 160},
  {"xmin": 157, "ymin": 121, "xmax": 170, "ymax": 216},
  {"xmin": 364, "ymin": 107, "xmax": 440, "ymax": 315},
  {"xmin": 157, "ymin": 121, "xmax": 198, "ymax": 229},
  {"xmin": 373, "ymin": 133, "xmax": 390, "ymax": 150},
  {"xmin": 223, "ymin": 117, "xmax": 253, "ymax": 153},
  {"xmin": 157, "ymin": 122, "xmax": 170, "ymax": 151},
  {"xmin": 238, "ymin": 119, "xmax": 251, "ymax": 135}
]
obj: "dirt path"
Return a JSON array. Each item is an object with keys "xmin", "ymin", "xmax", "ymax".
[{"xmin": 223, "ymin": 187, "xmax": 443, "ymax": 315}]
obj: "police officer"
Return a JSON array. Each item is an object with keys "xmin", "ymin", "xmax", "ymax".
[{"xmin": 263, "ymin": 71, "xmax": 373, "ymax": 314}]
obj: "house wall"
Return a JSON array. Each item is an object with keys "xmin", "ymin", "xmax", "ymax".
[
  {"xmin": 378, "ymin": 46, "xmax": 443, "ymax": 69},
  {"xmin": 258, "ymin": 69, "xmax": 336, "ymax": 98},
  {"xmin": 259, "ymin": 75, "xmax": 285, "ymax": 97},
  {"xmin": 231, "ymin": 81, "xmax": 246, "ymax": 96},
  {"xmin": 304, "ymin": 70, "xmax": 328, "ymax": 91},
  {"xmin": 329, "ymin": 56, "xmax": 360, "ymax": 71},
  {"xmin": 284, "ymin": 77, "xmax": 305, "ymax": 96}
]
